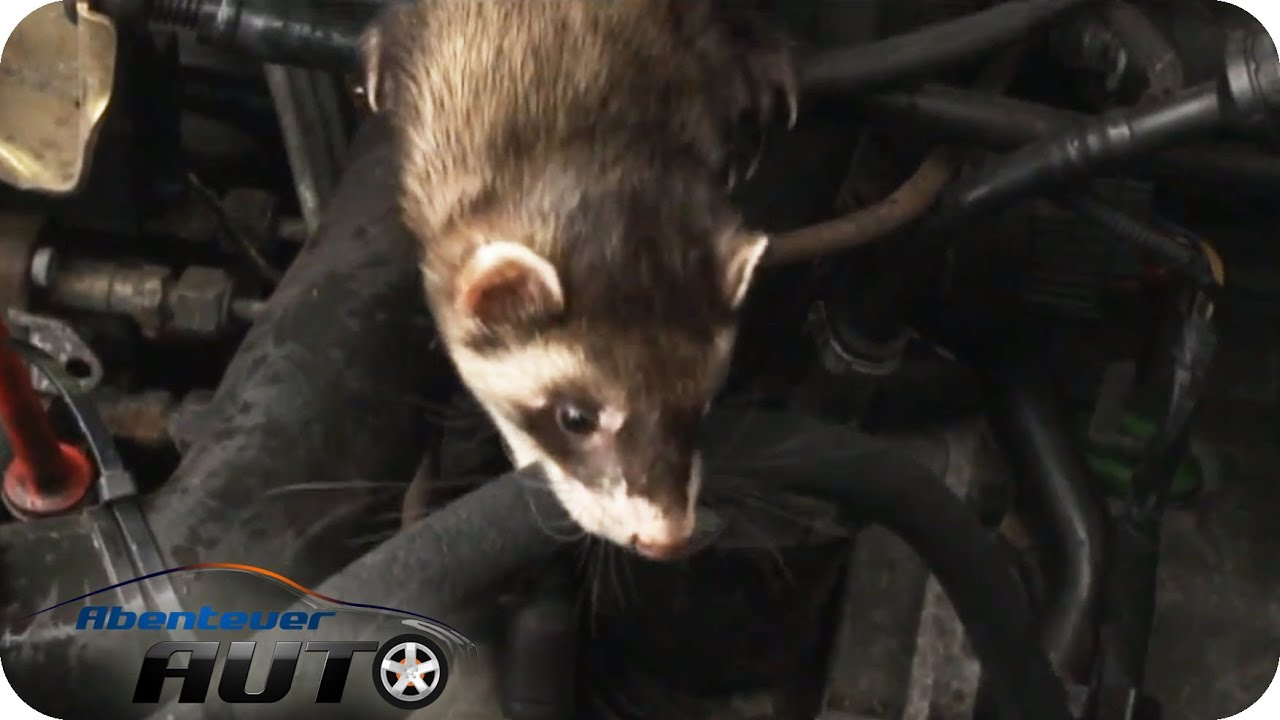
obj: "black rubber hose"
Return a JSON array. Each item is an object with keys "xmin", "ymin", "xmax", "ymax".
[
  {"xmin": 801, "ymin": 0, "xmax": 1096, "ymax": 96},
  {"xmin": 187, "ymin": 409, "xmax": 1073, "ymax": 720},
  {"xmin": 932, "ymin": 27, "xmax": 1277, "ymax": 219},
  {"xmin": 945, "ymin": 80, "xmax": 1223, "ymax": 218},
  {"xmin": 699, "ymin": 411, "xmax": 1075, "ymax": 720},
  {"xmin": 985, "ymin": 369, "xmax": 1109, "ymax": 680},
  {"xmin": 144, "ymin": 118, "xmax": 450, "ymax": 593},
  {"xmin": 500, "ymin": 561, "xmax": 579, "ymax": 720},
  {"xmin": 865, "ymin": 84, "xmax": 1073, "ymax": 146},
  {"xmin": 863, "ymin": 84, "xmax": 1280, "ymax": 188},
  {"xmin": 121, "ymin": 0, "xmax": 1093, "ymax": 82},
  {"xmin": 145, "ymin": 469, "xmax": 575, "ymax": 720},
  {"xmin": 307, "ymin": 471, "xmax": 571, "ymax": 616}
]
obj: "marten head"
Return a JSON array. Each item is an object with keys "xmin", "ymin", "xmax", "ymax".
[{"xmin": 361, "ymin": 0, "xmax": 788, "ymax": 559}]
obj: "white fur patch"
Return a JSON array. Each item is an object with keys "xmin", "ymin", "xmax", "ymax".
[
  {"xmin": 726, "ymin": 234, "xmax": 770, "ymax": 309},
  {"xmin": 543, "ymin": 457, "xmax": 702, "ymax": 550},
  {"xmin": 452, "ymin": 341, "xmax": 591, "ymax": 409},
  {"xmin": 489, "ymin": 414, "xmax": 544, "ymax": 468},
  {"xmin": 458, "ymin": 241, "xmax": 564, "ymax": 313},
  {"xmin": 598, "ymin": 407, "xmax": 626, "ymax": 433}
]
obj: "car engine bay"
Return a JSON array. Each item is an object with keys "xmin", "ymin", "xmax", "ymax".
[{"xmin": 1, "ymin": 1, "xmax": 1279, "ymax": 719}]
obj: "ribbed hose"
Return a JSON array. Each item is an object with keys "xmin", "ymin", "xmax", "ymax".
[
  {"xmin": 947, "ymin": 81, "xmax": 1223, "ymax": 218},
  {"xmin": 149, "ymin": 0, "xmax": 203, "ymax": 28}
]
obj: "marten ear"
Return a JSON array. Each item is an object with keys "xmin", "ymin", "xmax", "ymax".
[
  {"xmin": 455, "ymin": 242, "xmax": 565, "ymax": 330},
  {"xmin": 718, "ymin": 232, "xmax": 769, "ymax": 310}
]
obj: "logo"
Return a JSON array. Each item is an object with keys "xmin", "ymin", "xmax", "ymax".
[
  {"xmin": 0, "ymin": 2, "xmax": 56, "ymax": 65},
  {"xmin": 12, "ymin": 563, "xmax": 473, "ymax": 716},
  {"xmin": 373, "ymin": 634, "xmax": 450, "ymax": 709}
]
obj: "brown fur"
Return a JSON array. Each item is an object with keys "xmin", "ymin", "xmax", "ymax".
[
  {"xmin": 363, "ymin": 0, "xmax": 787, "ymax": 333},
  {"xmin": 361, "ymin": 0, "xmax": 793, "ymax": 551}
]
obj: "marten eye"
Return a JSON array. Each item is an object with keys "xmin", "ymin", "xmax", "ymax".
[{"xmin": 556, "ymin": 402, "xmax": 599, "ymax": 436}]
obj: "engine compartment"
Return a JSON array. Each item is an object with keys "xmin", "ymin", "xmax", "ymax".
[{"xmin": 1, "ymin": 1, "xmax": 1279, "ymax": 719}]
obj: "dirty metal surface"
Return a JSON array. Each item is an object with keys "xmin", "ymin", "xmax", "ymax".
[{"xmin": 0, "ymin": 2, "xmax": 116, "ymax": 194}]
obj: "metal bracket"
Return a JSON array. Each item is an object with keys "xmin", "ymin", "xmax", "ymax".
[
  {"xmin": 15, "ymin": 342, "xmax": 190, "ymax": 638},
  {"xmin": 6, "ymin": 308, "xmax": 103, "ymax": 394}
]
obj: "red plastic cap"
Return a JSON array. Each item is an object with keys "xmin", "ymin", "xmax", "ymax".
[{"xmin": 3, "ymin": 442, "xmax": 94, "ymax": 518}]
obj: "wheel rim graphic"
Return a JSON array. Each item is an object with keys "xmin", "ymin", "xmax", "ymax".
[{"xmin": 373, "ymin": 634, "xmax": 449, "ymax": 709}]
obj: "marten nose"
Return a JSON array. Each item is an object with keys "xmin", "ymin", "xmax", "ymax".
[{"xmin": 631, "ymin": 535, "xmax": 689, "ymax": 560}]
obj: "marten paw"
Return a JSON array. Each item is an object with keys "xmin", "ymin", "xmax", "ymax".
[
  {"xmin": 724, "ymin": 10, "xmax": 798, "ymax": 134},
  {"xmin": 740, "ymin": 38, "xmax": 799, "ymax": 134},
  {"xmin": 724, "ymin": 17, "xmax": 798, "ymax": 180}
]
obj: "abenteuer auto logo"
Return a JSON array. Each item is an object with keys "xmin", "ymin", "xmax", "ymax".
[{"xmin": 2, "ymin": 563, "xmax": 475, "ymax": 719}]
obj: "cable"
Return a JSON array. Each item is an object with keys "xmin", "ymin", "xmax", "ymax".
[
  {"xmin": 769, "ymin": 47, "xmax": 1027, "ymax": 265},
  {"xmin": 1096, "ymin": 285, "xmax": 1216, "ymax": 711},
  {"xmin": 1065, "ymin": 197, "xmax": 1211, "ymax": 283},
  {"xmin": 187, "ymin": 173, "xmax": 285, "ymax": 285},
  {"xmin": 765, "ymin": 147, "xmax": 957, "ymax": 265}
]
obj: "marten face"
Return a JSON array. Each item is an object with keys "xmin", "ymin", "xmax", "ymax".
[
  {"xmin": 449, "ymin": 312, "xmax": 745, "ymax": 559},
  {"xmin": 438, "ymin": 215, "xmax": 767, "ymax": 560}
]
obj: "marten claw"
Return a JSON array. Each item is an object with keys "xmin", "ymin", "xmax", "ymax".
[
  {"xmin": 728, "ymin": 8, "xmax": 799, "ymax": 134},
  {"xmin": 741, "ymin": 42, "xmax": 796, "ymax": 180},
  {"xmin": 713, "ymin": 7, "xmax": 799, "ymax": 183},
  {"xmin": 747, "ymin": 46, "xmax": 799, "ymax": 131}
]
